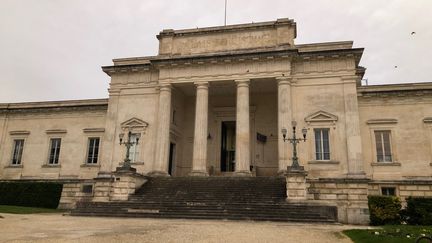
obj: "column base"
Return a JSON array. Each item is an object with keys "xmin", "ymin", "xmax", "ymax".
[
  {"xmin": 234, "ymin": 170, "xmax": 252, "ymax": 177},
  {"xmin": 147, "ymin": 171, "xmax": 170, "ymax": 177},
  {"xmin": 188, "ymin": 170, "xmax": 209, "ymax": 177}
]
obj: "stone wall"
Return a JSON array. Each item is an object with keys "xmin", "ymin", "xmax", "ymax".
[
  {"xmin": 306, "ymin": 178, "xmax": 370, "ymax": 224},
  {"xmin": 368, "ymin": 180, "xmax": 432, "ymax": 204},
  {"xmin": 109, "ymin": 171, "xmax": 147, "ymax": 201},
  {"xmin": 58, "ymin": 180, "xmax": 95, "ymax": 209}
]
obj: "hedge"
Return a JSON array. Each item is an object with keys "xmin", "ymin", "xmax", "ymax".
[
  {"xmin": 0, "ymin": 182, "xmax": 63, "ymax": 209},
  {"xmin": 402, "ymin": 197, "xmax": 432, "ymax": 225},
  {"xmin": 368, "ymin": 195, "xmax": 402, "ymax": 225}
]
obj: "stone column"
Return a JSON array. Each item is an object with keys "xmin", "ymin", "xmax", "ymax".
[
  {"xmin": 151, "ymin": 84, "xmax": 172, "ymax": 176},
  {"xmin": 277, "ymin": 77, "xmax": 293, "ymax": 174},
  {"xmin": 190, "ymin": 82, "xmax": 209, "ymax": 176},
  {"xmin": 342, "ymin": 76, "xmax": 365, "ymax": 177},
  {"xmin": 235, "ymin": 79, "xmax": 251, "ymax": 176}
]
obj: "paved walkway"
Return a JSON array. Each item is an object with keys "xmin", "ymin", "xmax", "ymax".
[{"xmin": 0, "ymin": 213, "xmax": 364, "ymax": 243}]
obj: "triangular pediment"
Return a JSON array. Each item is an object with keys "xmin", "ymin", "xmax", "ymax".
[
  {"xmin": 305, "ymin": 110, "xmax": 338, "ymax": 124},
  {"xmin": 121, "ymin": 118, "xmax": 149, "ymax": 129}
]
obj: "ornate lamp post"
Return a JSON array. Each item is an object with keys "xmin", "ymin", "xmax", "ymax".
[
  {"xmin": 117, "ymin": 129, "xmax": 141, "ymax": 172},
  {"xmin": 281, "ymin": 121, "xmax": 307, "ymax": 171}
]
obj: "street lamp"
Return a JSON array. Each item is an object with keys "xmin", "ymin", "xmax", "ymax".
[
  {"xmin": 118, "ymin": 129, "xmax": 141, "ymax": 172},
  {"xmin": 281, "ymin": 121, "xmax": 307, "ymax": 170}
]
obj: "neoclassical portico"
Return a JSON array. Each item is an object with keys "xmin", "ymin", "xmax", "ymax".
[
  {"xmin": 187, "ymin": 79, "xmax": 256, "ymax": 176},
  {"xmin": 150, "ymin": 76, "xmax": 300, "ymax": 176}
]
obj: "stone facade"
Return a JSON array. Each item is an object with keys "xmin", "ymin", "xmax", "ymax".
[{"xmin": 0, "ymin": 18, "xmax": 431, "ymax": 224}]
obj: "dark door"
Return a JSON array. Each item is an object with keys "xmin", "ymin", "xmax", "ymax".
[
  {"xmin": 168, "ymin": 143, "xmax": 175, "ymax": 175},
  {"xmin": 220, "ymin": 121, "xmax": 236, "ymax": 172},
  {"xmin": 220, "ymin": 122, "xmax": 227, "ymax": 172}
]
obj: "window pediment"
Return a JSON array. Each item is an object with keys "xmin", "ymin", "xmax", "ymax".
[
  {"xmin": 305, "ymin": 110, "xmax": 338, "ymax": 125},
  {"xmin": 121, "ymin": 118, "xmax": 149, "ymax": 131}
]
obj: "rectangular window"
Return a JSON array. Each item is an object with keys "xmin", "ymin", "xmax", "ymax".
[
  {"xmin": 128, "ymin": 134, "xmax": 140, "ymax": 163},
  {"xmin": 11, "ymin": 139, "xmax": 24, "ymax": 165},
  {"xmin": 381, "ymin": 187, "xmax": 396, "ymax": 196},
  {"xmin": 375, "ymin": 131, "xmax": 392, "ymax": 162},
  {"xmin": 82, "ymin": 184, "xmax": 93, "ymax": 194},
  {"xmin": 86, "ymin": 138, "xmax": 100, "ymax": 164},
  {"xmin": 48, "ymin": 138, "xmax": 61, "ymax": 164},
  {"xmin": 314, "ymin": 128, "xmax": 330, "ymax": 160}
]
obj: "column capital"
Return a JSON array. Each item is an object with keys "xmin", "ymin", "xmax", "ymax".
[
  {"xmin": 158, "ymin": 83, "xmax": 172, "ymax": 92},
  {"xmin": 276, "ymin": 76, "xmax": 292, "ymax": 85},
  {"xmin": 235, "ymin": 79, "xmax": 250, "ymax": 87},
  {"xmin": 194, "ymin": 82, "xmax": 209, "ymax": 89}
]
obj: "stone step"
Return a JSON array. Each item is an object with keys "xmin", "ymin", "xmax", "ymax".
[
  {"xmin": 71, "ymin": 212, "xmax": 335, "ymax": 223},
  {"xmin": 72, "ymin": 176, "xmax": 337, "ymax": 223}
]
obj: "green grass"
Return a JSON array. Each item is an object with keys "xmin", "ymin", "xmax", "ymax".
[
  {"xmin": 0, "ymin": 205, "xmax": 64, "ymax": 214},
  {"xmin": 344, "ymin": 225, "xmax": 432, "ymax": 243}
]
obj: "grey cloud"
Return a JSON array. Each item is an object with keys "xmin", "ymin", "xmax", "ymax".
[{"xmin": 0, "ymin": 0, "xmax": 431, "ymax": 102}]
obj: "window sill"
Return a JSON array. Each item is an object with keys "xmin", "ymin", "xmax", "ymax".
[
  {"xmin": 42, "ymin": 164, "xmax": 61, "ymax": 168},
  {"xmin": 371, "ymin": 162, "xmax": 401, "ymax": 166},
  {"xmin": 4, "ymin": 165, "xmax": 23, "ymax": 168},
  {"xmin": 308, "ymin": 160, "xmax": 340, "ymax": 165},
  {"xmin": 81, "ymin": 164, "xmax": 101, "ymax": 168}
]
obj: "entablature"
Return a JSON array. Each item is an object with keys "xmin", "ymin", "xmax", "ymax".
[
  {"xmin": 358, "ymin": 82, "xmax": 432, "ymax": 103},
  {"xmin": 0, "ymin": 99, "xmax": 108, "ymax": 115}
]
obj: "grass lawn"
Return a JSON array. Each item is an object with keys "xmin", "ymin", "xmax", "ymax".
[
  {"xmin": 0, "ymin": 205, "xmax": 64, "ymax": 214},
  {"xmin": 344, "ymin": 225, "xmax": 432, "ymax": 243}
]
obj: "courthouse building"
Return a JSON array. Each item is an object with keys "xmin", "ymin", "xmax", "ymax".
[{"xmin": 0, "ymin": 18, "xmax": 431, "ymax": 223}]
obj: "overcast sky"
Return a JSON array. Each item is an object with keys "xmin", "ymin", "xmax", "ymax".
[{"xmin": 0, "ymin": 0, "xmax": 431, "ymax": 103}]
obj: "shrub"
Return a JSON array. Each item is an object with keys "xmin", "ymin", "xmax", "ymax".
[
  {"xmin": 402, "ymin": 197, "xmax": 432, "ymax": 225},
  {"xmin": 0, "ymin": 182, "xmax": 63, "ymax": 209},
  {"xmin": 368, "ymin": 195, "xmax": 402, "ymax": 225}
]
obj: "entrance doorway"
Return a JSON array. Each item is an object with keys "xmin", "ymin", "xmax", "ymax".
[
  {"xmin": 168, "ymin": 143, "xmax": 175, "ymax": 175},
  {"xmin": 220, "ymin": 121, "xmax": 236, "ymax": 172}
]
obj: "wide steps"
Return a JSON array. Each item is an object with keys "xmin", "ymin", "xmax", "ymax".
[{"xmin": 72, "ymin": 176, "xmax": 337, "ymax": 222}]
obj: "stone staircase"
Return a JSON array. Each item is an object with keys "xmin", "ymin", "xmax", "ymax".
[{"xmin": 71, "ymin": 176, "xmax": 337, "ymax": 222}]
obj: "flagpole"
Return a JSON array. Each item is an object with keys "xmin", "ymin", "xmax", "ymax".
[{"xmin": 224, "ymin": 0, "xmax": 227, "ymax": 26}]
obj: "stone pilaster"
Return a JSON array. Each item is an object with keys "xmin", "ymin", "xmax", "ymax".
[
  {"xmin": 234, "ymin": 79, "xmax": 251, "ymax": 176},
  {"xmin": 277, "ymin": 77, "xmax": 292, "ymax": 174},
  {"xmin": 190, "ymin": 82, "xmax": 209, "ymax": 176},
  {"xmin": 342, "ymin": 76, "xmax": 365, "ymax": 177},
  {"xmin": 151, "ymin": 84, "xmax": 172, "ymax": 176}
]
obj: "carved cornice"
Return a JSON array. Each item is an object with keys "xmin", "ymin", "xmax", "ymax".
[
  {"xmin": 102, "ymin": 64, "xmax": 153, "ymax": 77},
  {"xmin": 83, "ymin": 128, "xmax": 105, "ymax": 133},
  {"xmin": 358, "ymin": 82, "xmax": 432, "ymax": 99},
  {"xmin": 103, "ymin": 46, "xmax": 363, "ymax": 76},
  {"xmin": 0, "ymin": 104, "xmax": 108, "ymax": 115},
  {"xmin": 366, "ymin": 119, "xmax": 398, "ymax": 125},
  {"xmin": 0, "ymin": 99, "xmax": 108, "ymax": 115},
  {"xmin": 423, "ymin": 117, "xmax": 432, "ymax": 124},
  {"xmin": 157, "ymin": 18, "xmax": 296, "ymax": 39},
  {"xmin": 9, "ymin": 130, "xmax": 30, "ymax": 136},
  {"xmin": 46, "ymin": 129, "xmax": 67, "ymax": 134},
  {"xmin": 359, "ymin": 89, "xmax": 432, "ymax": 99}
]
